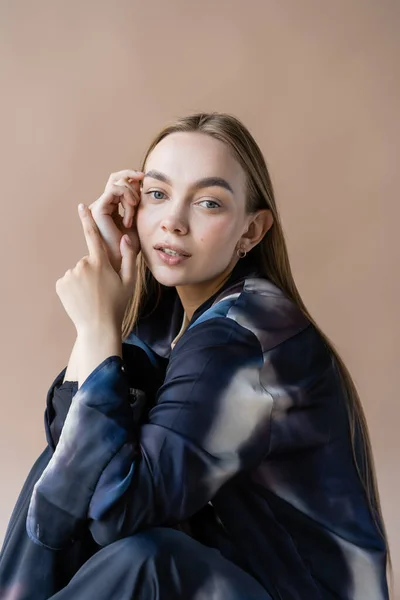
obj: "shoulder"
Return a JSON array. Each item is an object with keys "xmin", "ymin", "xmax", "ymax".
[{"xmin": 187, "ymin": 275, "xmax": 311, "ymax": 353}]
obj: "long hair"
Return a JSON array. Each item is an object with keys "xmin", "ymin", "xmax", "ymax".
[{"xmin": 121, "ymin": 111, "xmax": 390, "ymax": 573}]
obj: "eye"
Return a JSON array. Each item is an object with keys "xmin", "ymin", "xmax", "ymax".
[
  {"xmin": 145, "ymin": 190, "xmax": 167, "ymax": 201},
  {"xmin": 197, "ymin": 199, "xmax": 221, "ymax": 210}
]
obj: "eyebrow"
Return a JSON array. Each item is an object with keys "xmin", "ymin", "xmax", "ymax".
[{"xmin": 143, "ymin": 169, "xmax": 234, "ymax": 194}]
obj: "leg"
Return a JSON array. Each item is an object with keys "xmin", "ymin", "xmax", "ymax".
[{"xmin": 49, "ymin": 527, "xmax": 272, "ymax": 600}]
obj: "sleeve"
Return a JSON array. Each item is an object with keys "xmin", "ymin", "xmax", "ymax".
[
  {"xmin": 0, "ymin": 448, "xmax": 53, "ymax": 556},
  {"xmin": 46, "ymin": 379, "xmax": 78, "ymax": 449},
  {"xmin": 44, "ymin": 341, "xmax": 163, "ymax": 451},
  {"xmin": 42, "ymin": 363, "xmax": 77, "ymax": 450},
  {"xmin": 26, "ymin": 318, "xmax": 269, "ymax": 549},
  {"xmin": 0, "ymin": 365, "xmax": 77, "ymax": 557}
]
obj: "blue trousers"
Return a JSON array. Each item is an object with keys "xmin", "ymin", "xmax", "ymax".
[{"xmin": 49, "ymin": 527, "xmax": 271, "ymax": 600}]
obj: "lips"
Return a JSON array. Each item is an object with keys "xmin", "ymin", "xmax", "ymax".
[{"xmin": 154, "ymin": 243, "xmax": 191, "ymax": 257}]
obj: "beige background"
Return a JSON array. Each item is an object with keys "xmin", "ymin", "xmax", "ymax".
[{"xmin": 0, "ymin": 0, "xmax": 398, "ymax": 594}]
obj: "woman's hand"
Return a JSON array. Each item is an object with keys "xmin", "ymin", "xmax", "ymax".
[
  {"xmin": 88, "ymin": 170, "xmax": 145, "ymax": 273},
  {"xmin": 56, "ymin": 204, "xmax": 137, "ymax": 335}
]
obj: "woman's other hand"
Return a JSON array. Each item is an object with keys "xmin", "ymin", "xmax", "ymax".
[
  {"xmin": 56, "ymin": 204, "xmax": 137, "ymax": 335},
  {"xmin": 88, "ymin": 170, "xmax": 144, "ymax": 273}
]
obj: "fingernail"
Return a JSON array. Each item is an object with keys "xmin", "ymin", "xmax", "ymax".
[
  {"xmin": 124, "ymin": 235, "xmax": 131, "ymax": 245},
  {"xmin": 78, "ymin": 203, "xmax": 86, "ymax": 212}
]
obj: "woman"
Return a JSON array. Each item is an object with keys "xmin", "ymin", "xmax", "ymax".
[{"xmin": 0, "ymin": 112, "xmax": 390, "ymax": 599}]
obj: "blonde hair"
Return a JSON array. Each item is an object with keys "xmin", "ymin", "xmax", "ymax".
[{"xmin": 121, "ymin": 112, "xmax": 390, "ymax": 575}]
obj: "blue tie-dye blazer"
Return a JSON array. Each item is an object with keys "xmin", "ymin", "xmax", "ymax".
[{"xmin": 0, "ymin": 257, "xmax": 389, "ymax": 599}]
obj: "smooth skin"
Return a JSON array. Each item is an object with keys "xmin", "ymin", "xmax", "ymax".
[
  {"xmin": 137, "ymin": 132, "xmax": 273, "ymax": 318},
  {"xmin": 61, "ymin": 132, "xmax": 274, "ymax": 385},
  {"xmin": 57, "ymin": 204, "xmax": 136, "ymax": 388}
]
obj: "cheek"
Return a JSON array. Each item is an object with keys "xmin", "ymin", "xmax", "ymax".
[
  {"xmin": 197, "ymin": 219, "xmax": 237, "ymax": 248},
  {"xmin": 136, "ymin": 205, "xmax": 154, "ymax": 239}
]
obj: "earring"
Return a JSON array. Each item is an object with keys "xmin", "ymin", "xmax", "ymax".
[{"xmin": 237, "ymin": 246, "xmax": 247, "ymax": 259}]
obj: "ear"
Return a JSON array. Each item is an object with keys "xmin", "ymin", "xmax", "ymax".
[{"xmin": 239, "ymin": 209, "xmax": 274, "ymax": 251}]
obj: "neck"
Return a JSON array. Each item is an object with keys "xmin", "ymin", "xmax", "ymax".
[{"xmin": 176, "ymin": 261, "xmax": 238, "ymax": 320}]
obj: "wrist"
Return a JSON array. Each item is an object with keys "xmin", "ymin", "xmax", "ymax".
[
  {"xmin": 77, "ymin": 326, "xmax": 123, "ymax": 389},
  {"xmin": 77, "ymin": 322, "xmax": 121, "ymax": 342},
  {"xmin": 77, "ymin": 327, "xmax": 122, "ymax": 357},
  {"xmin": 63, "ymin": 336, "xmax": 81, "ymax": 383}
]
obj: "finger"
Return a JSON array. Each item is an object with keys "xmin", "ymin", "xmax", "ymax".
[
  {"xmin": 90, "ymin": 184, "xmax": 139, "ymax": 231},
  {"xmin": 96, "ymin": 183, "xmax": 138, "ymax": 214},
  {"xmin": 119, "ymin": 235, "xmax": 136, "ymax": 290},
  {"xmin": 107, "ymin": 170, "xmax": 144, "ymax": 187},
  {"xmin": 78, "ymin": 204, "xmax": 107, "ymax": 261},
  {"xmin": 108, "ymin": 182, "xmax": 138, "ymax": 202},
  {"xmin": 104, "ymin": 182, "xmax": 140, "ymax": 211},
  {"xmin": 114, "ymin": 185, "xmax": 139, "ymax": 228},
  {"xmin": 112, "ymin": 181, "xmax": 140, "ymax": 228},
  {"xmin": 113, "ymin": 180, "xmax": 140, "ymax": 202}
]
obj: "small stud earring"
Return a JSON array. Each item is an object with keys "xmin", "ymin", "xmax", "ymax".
[{"xmin": 237, "ymin": 247, "xmax": 247, "ymax": 259}]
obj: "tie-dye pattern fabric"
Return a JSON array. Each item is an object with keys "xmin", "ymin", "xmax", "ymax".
[{"xmin": 0, "ymin": 258, "xmax": 388, "ymax": 599}]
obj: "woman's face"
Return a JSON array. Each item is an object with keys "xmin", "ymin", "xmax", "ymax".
[{"xmin": 137, "ymin": 131, "xmax": 251, "ymax": 289}]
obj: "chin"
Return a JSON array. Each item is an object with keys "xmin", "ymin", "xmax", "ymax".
[{"xmin": 149, "ymin": 265, "xmax": 193, "ymax": 288}]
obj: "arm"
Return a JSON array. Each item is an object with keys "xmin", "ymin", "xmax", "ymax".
[
  {"xmin": 26, "ymin": 317, "xmax": 269, "ymax": 549},
  {"xmin": 63, "ymin": 327, "xmax": 123, "ymax": 389},
  {"xmin": 63, "ymin": 336, "xmax": 80, "ymax": 383},
  {"xmin": 77, "ymin": 328, "xmax": 122, "ymax": 389},
  {"xmin": 43, "ymin": 332, "xmax": 119, "ymax": 453}
]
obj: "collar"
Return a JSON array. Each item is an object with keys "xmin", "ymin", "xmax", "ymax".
[{"xmin": 129, "ymin": 255, "xmax": 261, "ymax": 359}]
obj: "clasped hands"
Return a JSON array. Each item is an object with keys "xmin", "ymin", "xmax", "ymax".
[{"xmin": 55, "ymin": 170, "xmax": 144, "ymax": 337}]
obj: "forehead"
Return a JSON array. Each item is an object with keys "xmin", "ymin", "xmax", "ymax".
[{"xmin": 145, "ymin": 132, "xmax": 246, "ymax": 194}]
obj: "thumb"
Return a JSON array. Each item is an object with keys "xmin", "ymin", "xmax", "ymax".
[{"xmin": 119, "ymin": 234, "xmax": 136, "ymax": 290}]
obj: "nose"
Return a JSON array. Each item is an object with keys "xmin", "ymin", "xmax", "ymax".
[{"xmin": 160, "ymin": 204, "xmax": 188, "ymax": 235}]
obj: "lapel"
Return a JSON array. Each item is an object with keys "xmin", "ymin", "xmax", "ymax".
[{"xmin": 126, "ymin": 255, "xmax": 261, "ymax": 359}]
